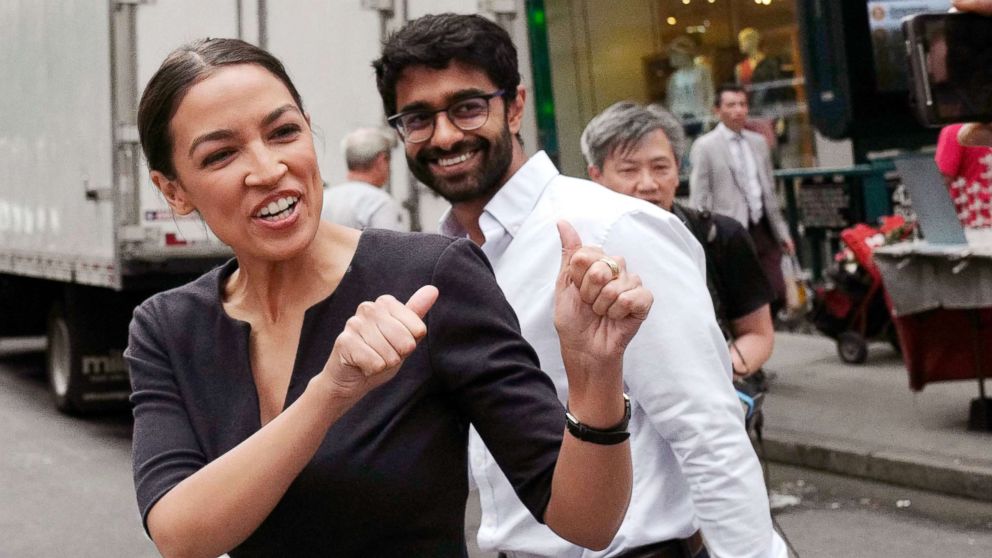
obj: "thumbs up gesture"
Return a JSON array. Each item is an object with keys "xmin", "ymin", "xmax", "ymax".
[
  {"xmin": 322, "ymin": 285, "xmax": 439, "ymax": 400},
  {"xmin": 554, "ymin": 221, "xmax": 653, "ymax": 371}
]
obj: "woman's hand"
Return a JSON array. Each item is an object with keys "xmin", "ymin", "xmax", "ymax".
[
  {"xmin": 553, "ymin": 221, "xmax": 653, "ymax": 376},
  {"xmin": 322, "ymin": 285, "xmax": 438, "ymax": 400},
  {"xmin": 958, "ymin": 123, "xmax": 992, "ymax": 147},
  {"xmin": 953, "ymin": 0, "xmax": 992, "ymax": 15},
  {"xmin": 953, "ymin": 0, "xmax": 992, "ymax": 146}
]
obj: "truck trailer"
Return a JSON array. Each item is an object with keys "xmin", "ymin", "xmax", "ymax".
[{"xmin": 0, "ymin": 0, "xmax": 535, "ymax": 413}]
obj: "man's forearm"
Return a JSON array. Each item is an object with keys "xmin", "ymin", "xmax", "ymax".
[
  {"xmin": 729, "ymin": 305, "xmax": 775, "ymax": 377},
  {"xmin": 544, "ymin": 360, "xmax": 631, "ymax": 550}
]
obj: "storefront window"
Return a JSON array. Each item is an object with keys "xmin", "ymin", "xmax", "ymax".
[{"xmin": 544, "ymin": 0, "xmax": 814, "ymax": 177}]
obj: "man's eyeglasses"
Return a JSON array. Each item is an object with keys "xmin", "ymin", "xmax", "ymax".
[{"xmin": 387, "ymin": 89, "xmax": 505, "ymax": 144}]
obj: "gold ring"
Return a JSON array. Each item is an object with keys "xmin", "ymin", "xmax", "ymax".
[{"xmin": 598, "ymin": 256, "xmax": 620, "ymax": 280}]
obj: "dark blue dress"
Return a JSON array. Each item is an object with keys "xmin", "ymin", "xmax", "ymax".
[{"xmin": 126, "ymin": 230, "xmax": 564, "ymax": 557}]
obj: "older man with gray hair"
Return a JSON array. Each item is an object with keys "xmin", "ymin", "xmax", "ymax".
[
  {"xmin": 322, "ymin": 127, "xmax": 405, "ymax": 230},
  {"xmin": 582, "ymin": 100, "xmax": 776, "ymax": 392}
]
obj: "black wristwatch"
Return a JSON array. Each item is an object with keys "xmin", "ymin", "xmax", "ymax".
[{"xmin": 565, "ymin": 394, "xmax": 631, "ymax": 445}]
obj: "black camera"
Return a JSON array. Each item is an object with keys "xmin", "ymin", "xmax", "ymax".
[{"xmin": 904, "ymin": 12, "xmax": 992, "ymax": 126}]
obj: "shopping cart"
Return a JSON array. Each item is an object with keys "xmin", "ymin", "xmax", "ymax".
[{"xmin": 809, "ymin": 216, "xmax": 913, "ymax": 363}]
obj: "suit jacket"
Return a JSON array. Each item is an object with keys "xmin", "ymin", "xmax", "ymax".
[{"xmin": 689, "ymin": 125, "xmax": 791, "ymax": 244}]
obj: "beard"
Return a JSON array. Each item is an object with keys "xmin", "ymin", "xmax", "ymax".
[{"xmin": 405, "ymin": 124, "xmax": 514, "ymax": 204}]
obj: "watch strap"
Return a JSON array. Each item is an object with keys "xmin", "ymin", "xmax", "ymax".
[{"xmin": 565, "ymin": 393, "xmax": 631, "ymax": 445}]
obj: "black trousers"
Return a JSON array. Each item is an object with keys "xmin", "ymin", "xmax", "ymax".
[{"xmin": 749, "ymin": 215, "xmax": 786, "ymax": 316}]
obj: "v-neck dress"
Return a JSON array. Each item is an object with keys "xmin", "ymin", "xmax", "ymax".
[{"xmin": 125, "ymin": 229, "xmax": 565, "ymax": 557}]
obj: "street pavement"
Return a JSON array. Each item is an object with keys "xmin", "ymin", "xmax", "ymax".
[
  {"xmin": 760, "ymin": 332, "xmax": 992, "ymax": 502},
  {"xmin": 465, "ymin": 463, "xmax": 992, "ymax": 558},
  {"xmin": 0, "ymin": 337, "xmax": 157, "ymax": 558},
  {"xmin": 766, "ymin": 463, "xmax": 992, "ymax": 556},
  {"xmin": 463, "ymin": 330, "xmax": 992, "ymax": 557},
  {"xmin": 3, "ymin": 333, "xmax": 991, "ymax": 557}
]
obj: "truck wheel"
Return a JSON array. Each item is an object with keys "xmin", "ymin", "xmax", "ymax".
[
  {"xmin": 837, "ymin": 331, "xmax": 868, "ymax": 364},
  {"xmin": 46, "ymin": 303, "xmax": 81, "ymax": 413},
  {"xmin": 45, "ymin": 288, "xmax": 133, "ymax": 415}
]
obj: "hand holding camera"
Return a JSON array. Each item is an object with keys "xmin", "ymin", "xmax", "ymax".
[{"xmin": 905, "ymin": 0, "xmax": 992, "ymax": 146}]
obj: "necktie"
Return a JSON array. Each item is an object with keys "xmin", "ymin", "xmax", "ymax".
[{"xmin": 733, "ymin": 135, "xmax": 763, "ymax": 224}]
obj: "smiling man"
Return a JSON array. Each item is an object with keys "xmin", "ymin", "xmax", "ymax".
[{"xmin": 374, "ymin": 14, "xmax": 784, "ymax": 558}]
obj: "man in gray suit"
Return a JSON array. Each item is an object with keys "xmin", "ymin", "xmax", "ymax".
[{"xmin": 690, "ymin": 84, "xmax": 794, "ymax": 313}]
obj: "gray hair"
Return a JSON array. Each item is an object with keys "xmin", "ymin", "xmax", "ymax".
[
  {"xmin": 580, "ymin": 101, "xmax": 686, "ymax": 171},
  {"xmin": 341, "ymin": 127, "xmax": 397, "ymax": 171}
]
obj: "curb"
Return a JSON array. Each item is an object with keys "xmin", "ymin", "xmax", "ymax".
[{"xmin": 757, "ymin": 428, "xmax": 992, "ymax": 503}]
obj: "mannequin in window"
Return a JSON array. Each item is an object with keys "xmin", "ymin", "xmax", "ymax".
[
  {"xmin": 666, "ymin": 35, "xmax": 713, "ymax": 137},
  {"xmin": 734, "ymin": 28, "xmax": 791, "ymax": 114},
  {"xmin": 735, "ymin": 27, "xmax": 793, "ymax": 162}
]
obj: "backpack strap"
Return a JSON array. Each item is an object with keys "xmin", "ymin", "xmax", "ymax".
[{"xmin": 672, "ymin": 203, "xmax": 728, "ymax": 337}]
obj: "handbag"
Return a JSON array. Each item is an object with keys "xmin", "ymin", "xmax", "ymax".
[{"xmin": 780, "ymin": 254, "xmax": 811, "ymax": 317}]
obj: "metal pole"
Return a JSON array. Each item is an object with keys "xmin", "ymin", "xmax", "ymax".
[
  {"xmin": 383, "ymin": 0, "xmax": 422, "ymax": 232},
  {"xmin": 257, "ymin": 0, "xmax": 268, "ymax": 50},
  {"xmin": 109, "ymin": 0, "xmax": 143, "ymax": 289},
  {"xmin": 397, "ymin": 0, "xmax": 422, "ymax": 232},
  {"xmin": 971, "ymin": 309, "xmax": 987, "ymax": 400},
  {"xmin": 236, "ymin": 0, "xmax": 244, "ymax": 40},
  {"xmin": 968, "ymin": 308, "xmax": 991, "ymax": 431}
]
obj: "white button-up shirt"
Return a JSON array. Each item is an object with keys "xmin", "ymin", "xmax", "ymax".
[
  {"xmin": 442, "ymin": 152, "xmax": 785, "ymax": 558},
  {"xmin": 718, "ymin": 123, "xmax": 765, "ymax": 225}
]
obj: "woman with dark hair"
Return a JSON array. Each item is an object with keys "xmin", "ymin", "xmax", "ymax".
[{"xmin": 127, "ymin": 38, "xmax": 650, "ymax": 557}]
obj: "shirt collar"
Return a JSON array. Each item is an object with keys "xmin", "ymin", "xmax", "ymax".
[
  {"xmin": 717, "ymin": 122, "xmax": 743, "ymax": 141},
  {"xmin": 439, "ymin": 151, "xmax": 559, "ymax": 238}
]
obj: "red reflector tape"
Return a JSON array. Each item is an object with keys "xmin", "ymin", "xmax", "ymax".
[{"xmin": 165, "ymin": 233, "xmax": 188, "ymax": 246}]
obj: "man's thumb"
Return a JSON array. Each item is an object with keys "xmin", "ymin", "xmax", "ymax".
[
  {"xmin": 558, "ymin": 220, "xmax": 582, "ymax": 272},
  {"xmin": 405, "ymin": 285, "xmax": 439, "ymax": 318}
]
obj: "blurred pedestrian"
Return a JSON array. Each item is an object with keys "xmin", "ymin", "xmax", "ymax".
[
  {"xmin": 690, "ymin": 84, "xmax": 795, "ymax": 316},
  {"xmin": 322, "ymin": 127, "xmax": 405, "ymax": 230},
  {"xmin": 936, "ymin": 123, "xmax": 992, "ymax": 228},
  {"xmin": 127, "ymin": 37, "xmax": 647, "ymax": 557},
  {"xmin": 375, "ymin": 14, "xmax": 783, "ymax": 558}
]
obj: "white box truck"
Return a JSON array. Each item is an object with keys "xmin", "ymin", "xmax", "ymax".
[{"xmin": 0, "ymin": 0, "xmax": 534, "ymax": 412}]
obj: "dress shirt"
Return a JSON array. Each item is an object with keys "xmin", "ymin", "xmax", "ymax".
[
  {"xmin": 321, "ymin": 180, "xmax": 404, "ymax": 230},
  {"xmin": 443, "ymin": 152, "xmax": 786, "ymax": 558},
  {"xmin": 719, "ymin": 123, "xmax": 764, "ymax": 224}
]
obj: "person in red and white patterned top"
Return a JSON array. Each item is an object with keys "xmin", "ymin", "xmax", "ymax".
[{"xmin": 935, "ymin": 123, "xmax": 992, "ymax": 228}]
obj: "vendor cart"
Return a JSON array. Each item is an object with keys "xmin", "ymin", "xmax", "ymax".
[
  {"xmin": 811, "ymin": 216, "xmax": 911, "ymax": 363},
  {"xmin": 874, "ymin": 243, "xmax": 992, "ymax": 432}
]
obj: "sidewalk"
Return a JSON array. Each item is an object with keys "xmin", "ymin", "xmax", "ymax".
[{"xmin": 759, "ymin": 332, "xmax": 992, "ymax": 502}]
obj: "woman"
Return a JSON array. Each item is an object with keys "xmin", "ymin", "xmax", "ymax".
[
  {"xmin": 936, "ymin": 123, "xmax": 992, "ymax": 227},
  {"xmin": 127, "ymin": 38, "xmax": 651, "ymax": 557}
]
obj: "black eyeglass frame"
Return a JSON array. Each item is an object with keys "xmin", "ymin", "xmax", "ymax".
[{"xmin": 386, "ymin": 89, "xmax": 506, "ymax": 144}]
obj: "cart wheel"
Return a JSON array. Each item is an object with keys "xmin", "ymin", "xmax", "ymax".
[{"xmin": 837, "ymin": 331, "xmax": 868, "ymax": 364}]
